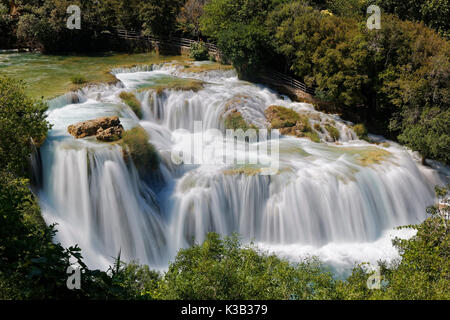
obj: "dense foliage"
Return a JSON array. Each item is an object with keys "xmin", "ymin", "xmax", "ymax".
[
  {"xmin": 0, "ymin": 77, "xmax": 75, "ymax": 298},
  {"xmin": 1, "ymin": 0, "xmax": 184, "ymax": 52},
  {"xmin": 199, "ymin": 0, "xmax": 449, "ymax": 164}
]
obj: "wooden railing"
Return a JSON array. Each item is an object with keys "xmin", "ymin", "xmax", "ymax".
[
  {"xmin": 115, "ymin": 29, "xmax": 314, "ymax": 95},
  {"xmin": 270, "ymin": 71, "xmax": 315, "ymax": 95},
  {"xmin": 115, "ymin": 29, "xmax": 219, "ymax": 54}
]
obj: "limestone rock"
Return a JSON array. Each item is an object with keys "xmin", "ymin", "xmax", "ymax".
[
  {"xmin": 96, "ymin": 125, "xmax": 124, "ymax": 142},
  {"xmin": 68, "ymin": 116, "xmax": 122, "ymax": 139}
]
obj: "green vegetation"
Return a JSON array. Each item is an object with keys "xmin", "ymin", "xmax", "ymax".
[
  {"xmin": 266, "ymin": 105, "xmax": 300, "ymax": 129},
  {"xmin": 70, "ymin": 75, "xmax": 86, "ymax": 85},
  {"xmin": 265, "ymin": 105, "xmax": 321, "ymax": 142},
  {"xmin": 119, "ymin": 126, "xmax": 159, "ymax": 172},
  {"xmin": 6, "ymin": 0, "xmax": 184, "ymax": 52},
  {"xmin": 0, "ymin": 77, "xmax": 50, "ymax": 176},
  {"xmin": 177, "ymin": 0, "xmax": 207, "ymax": 38},
  {"xmin": 325, "ymin": 124, "xmax": 340, "ymax": 141},
  {"xmin": 2, "ymin": 1, "xmax": 448, "ymax": 165},
  {"xmin": 224, "ymin": 111, "xmax": 258, "ymax": 131},
  {"xmin": 0, "ymin": 77, "xmax": 86, "ymax": 299},
  {"xmin": 314, "ymin": 122, "xmax": 324, "ymax": 133},
  {"xmin": 138, "ymin": 75, "xmax": 205, "ymax": 94},
  {"xmin": 338, "ymin": 146, "xmax": 392, "ymax": 166},
  {"xmin": 372, "ymin": 0, "xmax": 449, "ymax": 37},
  {"xmin": 200, "ymin": 0, "xmax": 449, "ymax": 164},
  {"xmin": 119, "ymin": 91, "xmax": 143, "ymax": 119},
  {"xmin": 154, "ymin": 233, "xmax": 337, "ymax": 299},
  {"xmin": 200, "ymin": 0, "xmax": 279, "ymax": 79},
  {"xmin": 352, "ymin": 123, "xmax": 367, "ymax": 139},
  {"xmin": 0, "ymin": 52, "xmax": 183, "ymax": 98},
  {"xmin": 189, "ymin": 41, "xmax": 209, "ymax": 61}
]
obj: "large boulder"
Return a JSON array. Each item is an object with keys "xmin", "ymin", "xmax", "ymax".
[{"xmin": 67, "ymin": 116, "xmax": 123, "ymax": 141}]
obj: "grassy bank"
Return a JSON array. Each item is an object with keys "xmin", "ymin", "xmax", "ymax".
[{"xmin": 0, "ymin": 52, "xmax": 186, "ymax": 99}]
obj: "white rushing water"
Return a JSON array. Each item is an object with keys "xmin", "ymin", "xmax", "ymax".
[{"xmin": 37, "ymin": 61, "xmax": 447, "ymax": 272}]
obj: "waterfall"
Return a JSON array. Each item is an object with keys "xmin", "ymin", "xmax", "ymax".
[{"xmin": 37, "ymin": 60, "xmax": 447, "ymax": 270}]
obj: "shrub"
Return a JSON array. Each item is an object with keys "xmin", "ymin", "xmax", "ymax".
[
  {"xmin": 224, "ymin": 111, "xmax": 257, "ymax": 131},
  {"xmin": 189, "ymin": 41, "xmax": 209, "ymax": 61},
  {"xmin": 353, "ymin": 123, "xmax": 367, "ymax": 139},
  {"xmin": 314, "ymin": 122, "xmax": 323, "ymax": 133},
  {"xmin": 120, "ymin": 126, "xmax": 159, "ymax": 172},
  {"xmin": 265, "ymin": 105, "xmax": 300, "ymax": 129},
  {"xmin": 0, "ymin": 77, "xmax": 50, "ymax": 176},
  {"xmin": 325, "ymin": 124, "xmax": 340, "ymax": 141},
  {"xmin": 155, "ymin": 233, "xmax": 337, "ymax": 300},
  {"xmin": 71, "ymin": 75, "xmax": 87, "ymax": 85}
]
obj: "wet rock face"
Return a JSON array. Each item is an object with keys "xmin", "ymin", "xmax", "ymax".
[{"xmin": 68, "ymin": 116, "xmax": 123, "ymax": 141}]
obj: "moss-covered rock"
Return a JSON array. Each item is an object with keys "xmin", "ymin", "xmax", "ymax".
[
  {"xmin": 119, "ymin": 92, "xmax": 143, "ymax": 119},
  {"xmin": 265, "ymin": 105, "xmax": 300, "ymax": 129},
  {"xmin": 340, "ymin": 147, "xmax": 392, "ymax": 166},
  {"xmin": 224, "ymin": 110, "xmax": 258, "ymax": 131},
  {"xmin": 119, "ymin": 126, "xmax": 159, "ymax": 172},
  {"xmin": 138, "ymin": 76, "xmax": 205, "ymax": 95},
  {"xmin": 264, "ymin": 105, "xmax": 320, "ymax": 142}
]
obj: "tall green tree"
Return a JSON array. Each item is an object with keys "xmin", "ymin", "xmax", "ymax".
[{"xmin": 200, "ymin": 0, "xmax": 285, "ymax": 79}]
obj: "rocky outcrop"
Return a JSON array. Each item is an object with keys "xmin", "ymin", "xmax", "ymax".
[
  {"xmin": 68, "ymin": 116, "xmax": 123, "ymax": 141},
  {"xmin": 264, "ymin": 105, "xmax": 320, "ymax": 142},
  {"xmin": 96, "ymin": 125, "xmax": 124, "ymax": 142}
]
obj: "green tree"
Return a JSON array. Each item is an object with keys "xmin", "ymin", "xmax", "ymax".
[
  {"xmin": 139, "ymin": 0, "xmax": 184, "ymax": 37},
  {"xmin": 155, "ymin": 233, "xmax": 337, "ymax": 300},
  {"xmin": 200, "ymin": 0, "xmax": 283, "ymax": 79},
  {"xmin": 0, "ymin": 77, "xmax": 50, "ymax": 176},
  {"xmin": 177, "ymin": 0, "xmax": 207, "ymax": 39}
]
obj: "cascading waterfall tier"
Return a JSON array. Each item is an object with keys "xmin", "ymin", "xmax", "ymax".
[{"xmin": 38, "ymin": 60, "xmax": 447, "ymax": 271}]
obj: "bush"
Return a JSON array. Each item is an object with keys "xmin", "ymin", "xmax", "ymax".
[
  {"xmin": 189, "ymin": 41, "xmax": 209, "ymax": 61},
  {"xmin": 71, "ymin": 75, "xmax": 87, "ymax": 85},
  {"xmin": 352, "ymin": 123, "xmax": 367, "ymax": 139},
  {"xmin": 155, "ymin": 233, "xmax": 337, "ymax": 300},
  {"xmin": 0, "ymin": 77, "xmax": 50, "ymax": 176},
  {"xmin": 120, "ymin": 126, "xmax": 159, "ymax": 172},
  {"xmin": 265, "ymin": 105, "xmax": 300, "ymax": 129},
  {"xmin": 325, "ymin": 124, "xmax": 340, "ymax": 141},
  {"xmin": 224, "ymin": 111, "xmax": 257, "ymax": 131}
]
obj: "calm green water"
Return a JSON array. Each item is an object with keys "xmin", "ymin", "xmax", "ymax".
[{"xmin": 0, "ymin": 52, "xmax": 185, "ymax": 98}]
